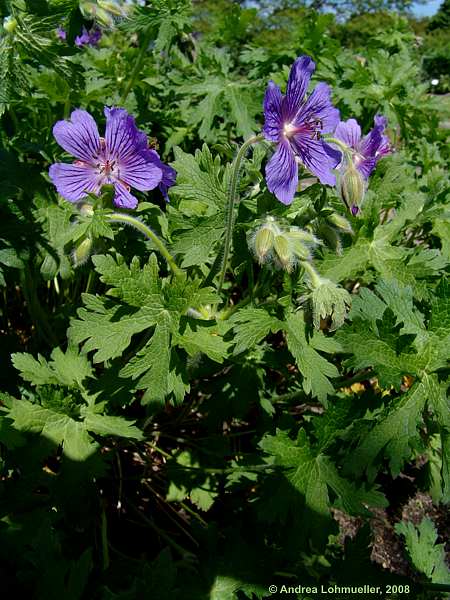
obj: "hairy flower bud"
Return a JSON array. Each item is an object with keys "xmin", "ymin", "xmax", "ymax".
[
  {"xmin": 327, "ymin": 212, "xmax": 353, "ymax": 234},
  {"xmin": 73, "ymin": 236, "xmax": 93, "ymax": 267},
  {"xmin": 254, "ymin": 226, "xmax": 275, "ymax": 263},
  {"xmin": 309, "ymin": 278, "xmax": 352, "ymax": 331},
  {"xmin": 80, "ymin": 203, "xmax": 95, "ymax": 217},
  {"xmin": 337, "ymin": 161, "xmax": 365, "ymax": 216},
  {"xmin": 273, "ymin": 234, "xmax": 292, "ymax": 271},
  {"xmin": 249, "ymin": 218, "xmax": 318, "ymax": 273},
  {"xmin": 286, "ymin": 227, "xmax": 319, "ymax": 261},
  {"xmin": 3, "ymin": 16, "xmax": 17, "ymax": 33}
]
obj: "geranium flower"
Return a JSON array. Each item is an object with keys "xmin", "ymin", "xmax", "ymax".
[
  {"xmin": 49, "ymin": 108, "xmax": 175, "ymax": 209},
  {"xmin": 75, "ymin": 26, "xmax": 102, "ymax": 47},
  {"xmin": 262, "ymin": 55, "xmax": 341, "ymax": 205},
  {"xmin": 334, "ymin": 115, "xmax": 391, "ymax": 179},
  {"xmin": 56, "ymin": 26, "xmax": 66, "ymax": 41},
  {"xmin": 147, "ymin": 149, "xmax": 177, "ymax": 201}
]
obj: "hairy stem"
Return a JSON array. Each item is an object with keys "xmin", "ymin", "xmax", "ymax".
[
  {"xmin": 324, "ymin": 136, "xmax": 353, "ymax": 162},
  {"xmin": 107, "ymin": 213, "xmax": 182, "ymax": 277},
  {"xmin": 217, "ymin": 134, "xmax": 264, "ymax": 294},
  {"xmin": 299, "ymin": 260, "xmax": 324, "ymax": 289},
  {"xmin": 120, "ymin": 30, "xmax": 152, "ymax": 105}
]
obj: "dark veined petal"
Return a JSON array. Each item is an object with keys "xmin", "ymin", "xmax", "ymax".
[
  {"xmin": 374, "ymin": 114, "xmax": 387, "ymax": 129},
  {"xmin": 147, "ymin": 149, "xmax": 177, "ymax": 200},
  {"xmin": 294, "ymin": 82, "xmax": 340, "ymax": 134},
  {"xmin": 113, "ymin": 181, "xmax": 139, "ymax": 209},
  {"xmin": 104, "ymin": 107, "xmax": 147, "ymax": 162},
  {"xmin": 265, "ymin": 140, "xmax": 298, "ymax": 205},
  {"xmin": 335, "ymin": 118, "xmax": 362, "ymax": 150},
  {"xmin": 53, "ymin": 109, "xmax": 101, "ymax": 163},
  {"xmin": 376, "ymin": 135, "xmax": 391, "ymax": 159},
  {"xmin": 359, "ymin": 115, "xmax": 386, "ymax": 159},
  {"xmin": 291, "ymin": 135, "xmax": 340, "ymax": 186},
  {"xmin": 75, "ymin": 27, "xmax": 90, "ymax": 47},
  {"xmin": 283, "ymin": 55, "xmax": 315, "ymax": 122},
  {"xmin": 262, "ymin": 81, "xmax": 283, "ymax": 142},
  {"xmin": 356, "ymin": 156, "xmax": 377, "ymax": 179},
  {"xmin": 49, "ymin": 162, "xmax": 99, "ymax": 202},
  {"xmin": 117, "ymin": 153, "xmax": 162, "ymax": 192}
]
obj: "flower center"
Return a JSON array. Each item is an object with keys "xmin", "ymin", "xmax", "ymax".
[
  {"xmin": 283, "ymin": 118, "xmax": 323, "ymax": 141},
  {"xmin": 283, "ymin": 123, "xmax": 298, "ymax": 138}
]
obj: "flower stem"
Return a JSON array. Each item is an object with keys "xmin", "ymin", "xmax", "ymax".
[
  {"xmin": 120, "ymin": 29, "xmax": 152, "ymax": 104},
  {"xmin": 299, "ymin": 260, "xmax": 324, "ymax": 289},
  {"xmin": 217, "ymin": 134, "xmax": 264, "ymax": 294},
  {"xmin": 324, "ymin": 136, "xmax": 353, "ymax": 162},
  {"xmin": 107, "ymin": 213, "xmax": 182, "ymax": 277}
]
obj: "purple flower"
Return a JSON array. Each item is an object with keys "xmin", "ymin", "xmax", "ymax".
[
  {"xmin": 334, "ymin": 115, "xmax": 391, "ymax": 179},
  {"xmin": 147, "ymin": 149, "xmax": 177, "ymax": 201},
  {"xmin": 75, "ymin": 26, "xmax": 102, "ymax": 47},
  {"xmin": 262, "ymin": 55, "xmax": 341, "ymax": 205},
  {"xmin": 56, "ymin": 26, "xmax": 67, "ymax": 41},
  {"xmin": 49, "ymin": 108, "xmax": 175, "ymax": 209}
]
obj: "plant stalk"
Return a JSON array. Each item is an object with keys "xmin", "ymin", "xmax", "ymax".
[
  {"xmin": 107, "ymin": 213, "xmax": 182, "ymax": 277},
  {"xmin": 120, "ymin": 29, "xmax": 152, "ymax": 104},
  {"xmin": 217, "ymin": 134, "xmax": 264, "ymax": 294}
]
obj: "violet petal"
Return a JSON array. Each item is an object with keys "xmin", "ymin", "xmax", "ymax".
[
  {"xmin": 335, "ymin": 118, "xmax": 362, "ymax": 149},
  {"xmin": 283, "ymin": 56, "xmax": 315, "ymax": 122},
  {"xmin": 356, "ymin": 156, "xmax": 377, "ymax": 179},
  {"xmin": 262, "ymin": 81, "xmax": 283, "ymax": 142},
  {"xmin": 265, "ymin": 140, "xmax": 298, "ymax": 205},
  {"xmin": 291, "ymin": 136, "xmax": 340, "ymax": 186},
  {"xmin": 53, "ymin": 109, "xmax": 101, "ymax": 164},
  {"xmin": 294, "ymin": 82, "xmax": 340, "ymax": 134},
  {"xmin": 113, "ymin": 181, "xmax": 139, "ymax": 209},
  {"xmin": 49, "ymin": 162, "xmax": 99, "ymax": 202}
]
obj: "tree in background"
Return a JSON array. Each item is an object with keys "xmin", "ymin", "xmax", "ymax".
[{"xmin": 427, "ymin": 0, "xmax": 450, "ymax": 30}]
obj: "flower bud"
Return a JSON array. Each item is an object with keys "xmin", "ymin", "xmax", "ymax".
[
  {"xmin": 80, "ymin": 203, "xmax": 95, "ymax": 217},
  {"xmin": 286, "ymin": 227, "xmax": 319, "ymax": 261},
  {"xmin": 309, "ymin": 279, "xmax": 352, "ymax": 331},
  {"xmin": 327, "ymin": 212, "xmax": 353, "ymax": 234},
  {"xmin": 254, "ymin": 226, "xmax": 274, "ymax": 263},
  {"xmin": 273, "ymin": 234, "xmax": 292, "ymax": 271},
  {"xmin": 73, "ymin": 237, "xmax": 93, "ymax": 267},
  {"xmin": 337, "ymin": 161, "xmax": 365, "ymax": 216},
  {"xmin": 3, "ymin": 16, "xmax": 17, "ymax": 33},
  {"xmin": 98, "ymin": 0, "xmax": 127, "ymax": 17}
]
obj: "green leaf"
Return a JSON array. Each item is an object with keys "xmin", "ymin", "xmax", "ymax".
[
  {"xmin": 166, "ymin": 450, "xmax": 218, "ymax": 511},
  {"xmin": 69, "ymin": 295, "xmax": 159, "ymax": 363},
  {"xmin": 92, "ymin": 253, "xmax": 162, "ymax": 308},
  {"xmin": 12, "ymin": 347, "xmax": 92, "ymax": 388},
  {"xmin": 172, "ymin": 213, "xmax": 224, "ymax": 268},
  {"xmin": 395, "ymin": 518, "xmax": 450, "ymax": 584},
  {"xmin": 336, "ymin": 320, "xmax": 411, "ymax": 389},
  {"xmin": 319, "ymin": 241, "xmax": 369, "ymax": 282},
  {"xmin": 82, "ymin": 412, "xmax": 143, "ymax": 441},
  {"xmin": 226, "ymin": 84, "xmax": 256, "ymax": 139},
  {"xmin": 176, "ymin": 319, "xmax": 229, "ymax": 363},
  {"xmin": 230, "ymin": 308, "xmax": 282, "ymax": 355},
  {"xmin": 3, "ymin": 398, "xmax": 97, "ymax": 461},
  {"xmin": 285, "ymin": 311, "xmax": 339, "ymax": 404},
  {"xmin": 259, "ymin": 429, "xmax": 386, "ymax": 546},
  {"xmin": 349, "ymin": 378, "xmax": 430, "ymax": 477},
  {"xmin": 376, "ymin": 279, "xmax": 425, "ymax": 342},
  {"xmin": 170, "ymin": 145, "xmax": 227, "ymax": 210},
  {"xmin": 120, "ymin": 313, "xmax": 172, "ymax": 405},
  {"xmin": 430, "ymin": 277, "xmax": 450, "ymax": 338}
]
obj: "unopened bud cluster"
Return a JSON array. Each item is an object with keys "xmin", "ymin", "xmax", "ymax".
[
  {"xmin": 248, "ymin": 216, "xmax": 319, "ymax": 272},
  {"xmin": 3, "ymin": 16, "xmax": 17, "ymax": 33},
  {"xmin": 316, "ymin": 209, "xmax": 353, "ymax": 255},
  {"xmin": 80, "ymin": 0, "xmax": 127, "ymax": 27},
  {"xmin": 337, "ymin": 159, "xmax": 366, "ymax": 216}
]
